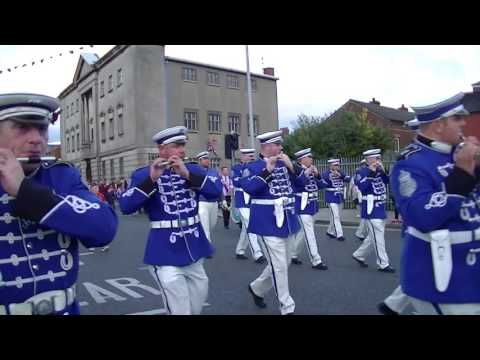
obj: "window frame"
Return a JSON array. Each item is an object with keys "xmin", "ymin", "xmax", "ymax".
[{"xmin": 207, "ymin": 111, "xmax": 222, "ymax": 134}]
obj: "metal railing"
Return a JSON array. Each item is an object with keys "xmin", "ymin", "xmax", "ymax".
[{"xmin": 314, "ymin": 154, "xmax": 397, "ymax": 210}]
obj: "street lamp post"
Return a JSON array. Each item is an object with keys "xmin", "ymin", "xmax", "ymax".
[{"xmin": 246, "ymin": 45, "xmax": 255, "ymax": 149}]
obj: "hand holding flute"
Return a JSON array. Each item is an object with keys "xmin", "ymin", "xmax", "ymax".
[{"xmin": 455, "ymin": 135, "xmax": 480, "ymax": 176}]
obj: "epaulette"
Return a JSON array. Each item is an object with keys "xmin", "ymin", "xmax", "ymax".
[
  {"xmin": 396, "ymin": 143, "xmax": 421, "ymax": 161},
  {"xmin": 42, "ymin": 160, "xmax": 74, "ymax": 169}
]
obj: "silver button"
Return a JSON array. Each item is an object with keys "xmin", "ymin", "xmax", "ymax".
[
  {"xmin": 26, "ymin": 243, "xmax": 33, "ymax": 250},
  {"xmin": 32, "ymin": 265, "xmax": 39, "ymax": 271}
]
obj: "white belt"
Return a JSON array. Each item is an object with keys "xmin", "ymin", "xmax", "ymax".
[
  {"xmin": 0, "ymin": 286, "xmax": 76, "ymax": 315},
  {"xmin": 251, "ymin": 198, "xmax": 295, "ymax": 206},
  {"xmin": 360, "ymin": 195, "xmax": 386, "ymax": 201},
  {"xmin": 294, "ymin": 193, "xmax": 316, "ymax": 198},
  {"xmin": 326, "ymin": 188, "xmax": 342, "ymax": 192},
  {"xmin": 406, "ymin": 226, "xmax": 480, "ymax": 245},
  {"xmin": 151, "ymin": 215, "xmax": 200, "ymax": 229}
]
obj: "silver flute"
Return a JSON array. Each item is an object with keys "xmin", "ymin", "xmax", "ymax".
[
  {"xmin": 154, "ymin": 161, "xmax": 172, "ymax": 170},
  {"xmin": 17, "ymin": 156, "xmax": 56, "ymax": 164}
]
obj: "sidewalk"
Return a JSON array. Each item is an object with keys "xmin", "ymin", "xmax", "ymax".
[{"xmin": 314, "ymin": 208, "xmax": 402, "ymax": 229}]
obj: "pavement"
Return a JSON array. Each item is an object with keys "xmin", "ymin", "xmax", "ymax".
[
  {"xmin": 76, "ymin": 210, "xmax": 408, "ymax": 315},
  {"xmin": 314, "ymin": 208, "xmax": 403, "ymax": 229}
]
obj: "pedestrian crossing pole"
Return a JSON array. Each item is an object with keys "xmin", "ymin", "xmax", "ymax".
[{"xmin": 246, "ymin": 45, "xmax": 255, "ymax": 150}]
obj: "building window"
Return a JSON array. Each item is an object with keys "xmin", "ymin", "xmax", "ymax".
[
  {"xmin": 91, "ymin": 128, "xmax": 94, "ymax": 144},
  {"xmin": 110, "ymin": 159, "xmax": 115, "ymax": 180},
  {"xmin": 101, "ymin": 124, "xmax": 106, "ymax": 143},
  {"xmin": 394, "ymin": 137, "xmax": 400, "ymax": 152},
  {"xmin": 66, "ymin": 105, "xmax": 69, "ymax": 118},
  {"xmin": 71, "ymin": 135, "xmax": 75, "ymax": 152},
  {"xmin": 100, "ymin": 81, "xmax": 105, "ymax": 97},
  {"xmin": 208, "ymin": 112, "xmax": 221, "ymax": 133},
  {"xmin": 148, "ymin": 153, "xmax": 159, "ymax": 162},
  {"xmin": 227, "ymin": 75, "xmax": 239, "ymax": 89},
  {"xmin": 77, "ymin": 133, "xmax": 80, "ymax": 151},
  {"xmin": 182, "ymin": 67, "xmax": 197, "ymax": 82},
  {"xmin": 108, "ymin": 74, "xmax": 113, "ymax": 92},
  {"xmin": 207, "ymin": 71, "xmax": 220, "ymax": 86},
  {"xmin": 108, "ymin": 109, "xmax": 114, "ymax": 140},
  {"xmin": 249, "ymin": 79, "xmax": 257, "ymax": 91},
  {"xmin": 71, "ymin": 103, "xmax": 74, "ymax": 116},
  {"xmin": 66, "ymin": 135, "xmax": 70, "ymax": 153},
  {"xmin": 76, "ymin": 99, "xmax": 79, "ymax": 113},
  {"xmin": 117, "ymin": 68, "xmax": 123, "ymax": 87},
  {"xmin": 119, "ymin": 157, "xmax": 124, "ymax": 177},
  {"xmin": 247, "ymin": 115, "xmax": 259, "ymax": 136},
  {"xmin": 228, "ymin": 113, "xmax": 240, "ymax": 134},
  {"xmin": 102, "ymin": 160, "xmax": 106, "ymax": 179},
  {"xmin": 184, "ymin": 111, "xmax": 198, "ymax": 131},
  {"xmin": 117, "ymin": 104, "xmax": 124, "ymax": 136},
  {"xmin": 210, "ymin": 157, "xmax": 221, "ymax": 169}
]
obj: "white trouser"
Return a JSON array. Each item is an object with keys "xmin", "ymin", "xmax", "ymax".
[
  {"xmin": 250, "ymin": 235, "xmax": 295, "ymax": 315},
  {"xmin": 409, "ymin": 297, "xmax": 480, "ymax": 315},
  {"xmin": 327, "ymin": 203, "xmax": 343, "ymax": 238},
  {"xmin": 149, "ymin": 260, "xmax": 208, "ymax": 315},
  {"xmin": 384, "ymin": 286, "xmax": 411, "ymax": 314},
  {"xmin": 292, "ymin": 214, "xmax": 323, "ymax": 266},
  {"xmin": 353, "ymin": 219, "xmax": 390, "ymax": 269},
  {"xmin": 235, "ymin": 207, "xmax": 263, "ymax": 260},
  {"xmin": 198, "ymin": 201, "xmax": 218, "ymax": 243},
  {"xmin": 355, "ymin": 218, "xmax": 368, "ymax": 239}
]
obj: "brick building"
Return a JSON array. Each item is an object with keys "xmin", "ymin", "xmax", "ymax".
[{"xmin": 328, "ymin": 98, "xmax": 416, "ymax": 151}]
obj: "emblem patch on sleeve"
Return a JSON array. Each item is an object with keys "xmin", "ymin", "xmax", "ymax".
[{"xmin": 398, "ymin": 170, "xmax": 417, "ymax": 197}]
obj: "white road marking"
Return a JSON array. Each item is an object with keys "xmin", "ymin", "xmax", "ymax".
[
  {"xmin": 79, "ymin": 260, "xmax": 85, "ymax": 266},
  {"xmin": 79, "ymin": 301, "xmax": 89, "ymax": 306},
  {"xmin": 127, "ymin": 308, "xmax": 167, "ymax": 315},
  {"xmin": 80, "ymin": 252, "xmax": 95, "ymax": 256}
]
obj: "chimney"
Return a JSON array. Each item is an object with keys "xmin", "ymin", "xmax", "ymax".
[
  {"xmin": 263, "ymin": 67, "xmax": 275, "ymax": 76},
  {"xmin": 370, "ymin": 98, "xmax": 380, "ymax": 105},
  {"xmin": 398, "ymin": 104, "xmax": 408, "ymax": 111}
]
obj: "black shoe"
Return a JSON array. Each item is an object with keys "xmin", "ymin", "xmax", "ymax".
[
  {"xmin": 326, "ymin": 232, "xmax": 336, "ymax": 239},
  {"xmin": 224, "ymin": 226, "xmax": 229, "ymax": 230},
  {"xmin": 312, "ymin": 262, "xmax": 328, "ymax": 270},
  {"xmin": 285, "ymin": 312, "xmax": 295, "ymax": 315},
  {"xmin": 336, "ymin": 236, "xmax": 345, "ymax": 242},
  {"xmin": 377, "ymin": 302, "xmax": 400, "ymax": 316},
  {"xmin": 248, "ymin": 285, "xmax": 267, "ymax": 308},
  {"xmin": 352, "ymin": 255, "xmax": 368, "ymax": 268},
  {"xmin": 254, "ymin": 256, "xmax": 266, "ymax": 264},
  {"xmin": 378, "ymin": 266, "xmax": 396, "ymax": 273},
  {"xmin": 236, "ymin": 254, "xmax": 249, "ymax": 260},
  {"xmin": 206, "ymin": 255, "xmax": 213, "ymax": 259},
  {"xmin": 355, "ymin": 235, "xmax": 365, "ymax": 241},
  {"xmin": 291, "ymin": 258, "xmax": 303, "ymax": 265}
]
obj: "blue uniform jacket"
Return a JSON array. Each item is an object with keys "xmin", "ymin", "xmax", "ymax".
[
  {"xmin": 0, "ymin": 162, "xmax": 118, "ymax": 313},
  {"xmin": 241, "ymin": 157, "xmax": 307, "ymax": 237},
  {"xmin": 293, "ymin": 167, "xmax": 325, "ymax": 215},
  {"xmin": 232, "ymin": 162, "xmax": 250, "ymax": 208},
  {"xmin": 357, "ymin": 165, "xmax": 388, "ymax": 219},
  {"xmin": 119, "ymin": 163, "xmax": 222, "ymax": 267},
  {"xmin": 390, "ymin": 136, "xmax": 480, "ymax": 303},
  {"xmin": 321, "ymin": 170, "xmax": 350, "ymax": 203},
  {"xmin": 199, "ymin": 167, "xmax": 222, "ymax": 203}
]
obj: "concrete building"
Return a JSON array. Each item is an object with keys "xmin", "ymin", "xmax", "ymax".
[{"xmin": 58, "ymin": 45, "xmax": 279, "ymax": 183}]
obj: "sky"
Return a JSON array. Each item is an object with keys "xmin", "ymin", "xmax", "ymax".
[{"xmin": 1, "ymin": 45, "xmax": 480, "ymax": 143}]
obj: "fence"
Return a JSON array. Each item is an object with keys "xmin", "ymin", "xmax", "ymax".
[{"xmin": 314, "ymin": 153, "xmax": 398, "ymax": 211}]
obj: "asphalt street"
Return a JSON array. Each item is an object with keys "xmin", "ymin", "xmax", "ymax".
[{"xmin": 77, "ymin": 212, "xmax": 408, "ymax": 315}]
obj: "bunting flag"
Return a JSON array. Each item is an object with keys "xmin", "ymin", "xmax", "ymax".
[{"xmin": 0, "ymin": 45, "xmax": 96, "ymax": 75}]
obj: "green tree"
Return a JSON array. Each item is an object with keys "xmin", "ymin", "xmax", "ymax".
[{"xmin": 283, "ymin": 111, "xmax": 394, "ymax": 159}]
